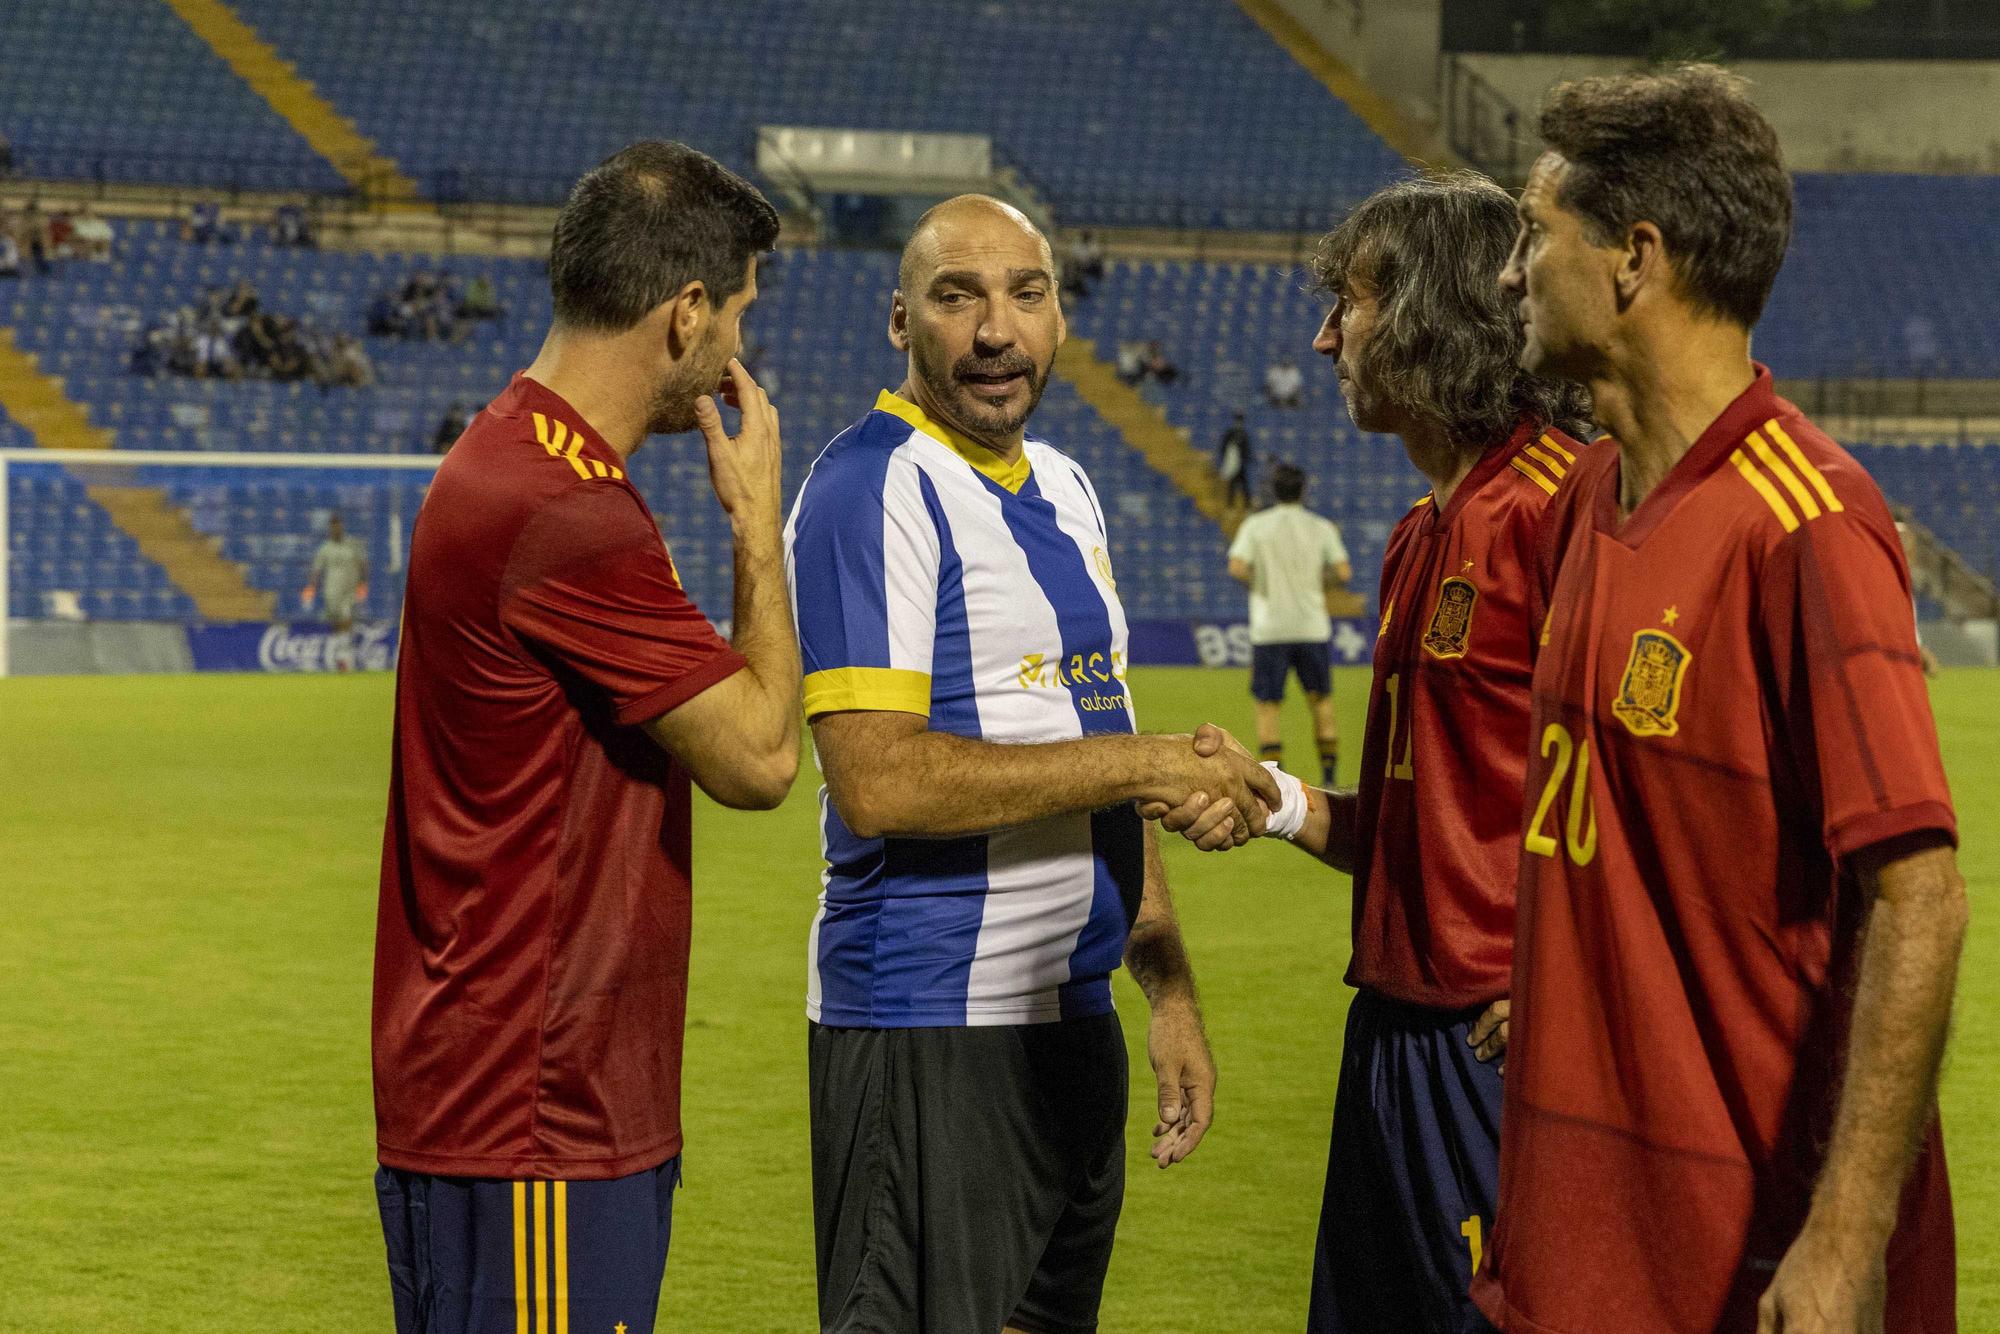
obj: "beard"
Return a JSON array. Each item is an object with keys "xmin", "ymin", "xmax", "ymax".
[
  {"xmin": 913, "ymin": 344, "xmax": 1050, "ymax": 443},
  {"xmin": 647, "ymin": 335, "xmax": 732, "ymax": 436}
]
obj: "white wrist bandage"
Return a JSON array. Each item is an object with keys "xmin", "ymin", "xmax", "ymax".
[{"xmin": 1261, "ymin": 761, "xmax": 1308, "ymax": 841}]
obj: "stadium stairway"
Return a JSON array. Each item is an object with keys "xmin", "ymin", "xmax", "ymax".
[
  {"xmin": 1055, "ymin": 338, "xmax": 1238, "ymax": 530},
  {"xmin": 1229, "ymin": 0, "xmax": 1444, "ymax": 165},
  {"xmin": 160, "ymin": 0, "xmax": 424, "ymax": 206},
  {"xmin": 87, "ymin": 485, "xmax": 275, "ymax": 620},
  {"xmin": 0, "ymin": 330, "xmax": 114, "ymax": 450},
  {"xmin": 0, "ymin": 330, "xmax": 272, "ymax": 619}
]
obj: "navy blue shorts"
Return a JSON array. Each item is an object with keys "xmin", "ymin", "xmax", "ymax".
[
  {"xmin": 1309, "ymin": 991, "xmax": 1503, "ymax": 1334},
  {"xmin": 1250, "ymin": 640, "xmax": 1331, "ymax": 702},
  {"xmin": 375, "ymin": 1157, "xmax": 680, "ymax": 1334}
]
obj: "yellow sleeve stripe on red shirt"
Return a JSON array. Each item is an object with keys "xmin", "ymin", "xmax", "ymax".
[
  {"xmin": 1509, "ymin": 454, "xmax": 1559, "ymax": 496},
  {"xmin": 1537, "ymin": 432, "xmax": 1577, "ymax": 465},
  {"xmin": 1763, "ymin": 419, "xmax": 1842, "ymax": 513},
  {"xmin": 1729, "ymin": 447, "xmax": 1801, "ymax": 532},
  {"xmin": 532, "ymin": 411, "xmax": 624, "ymax": 481}
]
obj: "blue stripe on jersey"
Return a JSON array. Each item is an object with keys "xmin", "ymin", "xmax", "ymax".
[
  {"xmin": 915, "ymin": 468, "xmax": 979, "ymax": 738},
  {"xmin": 997, "ymin": 467, "xmax": 1144, "ymax": 1016},
  {"xmin": 817, "ymin": 800, "xmax": 992, "ymax": 1027},
  {"xmin": 789, "ymin": 413, "xmax": 902, "ymax": 676},
  {"xmin": 997, "ymin": 470, "xmax": 1128, "ymax": 738}
]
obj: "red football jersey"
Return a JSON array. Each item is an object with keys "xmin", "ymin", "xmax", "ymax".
[
  {"xmin": 1348, "ymin": 418, "xmax": 1589, "ymax": 1009},
  {"xmin": 374, "ymin": 374, "xmax": 745, "ymax": 1180},
  {"xmin": 1474, "ymin": 368, "xmax": 1957, "ymax": 1333}
]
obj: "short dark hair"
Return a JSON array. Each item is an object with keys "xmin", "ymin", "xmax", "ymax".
[
  {"xmin": 1538, "ymin": 63, "xmax": 1792, "ymax": 330},
  {"xmin": 548, "ymin": 141, "xmax": 780, "ymax": 334},
  {"xmin": 1312, "ymin": 170, "xmax": 1594, "ymax": 444},
  {"xmin": 1272, "ymin": 463, "xmax": 1306, "ymax": 503}
]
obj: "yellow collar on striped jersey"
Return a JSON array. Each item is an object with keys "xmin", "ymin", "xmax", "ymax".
[{"xmin": 875, "ymin": 389, "xmax": 1032, "ymax": 494}]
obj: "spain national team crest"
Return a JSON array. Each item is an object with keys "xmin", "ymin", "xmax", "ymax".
[
  {"xmin": 1421, "ymin": 577, "xmax": 1478, "ymax": 660},
  {"xmin": 1613, "ymin": 629, "xmax": 1691, "ymax": 738}
]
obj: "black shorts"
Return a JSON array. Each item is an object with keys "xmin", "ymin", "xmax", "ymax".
[
  {"xmin": 1250, "ymin": 640, "xmax": 1331, "ymax": 702},
  {"xmin": 809, "ymin": 1013, "xmax": 1128, "ymax": 1334}
]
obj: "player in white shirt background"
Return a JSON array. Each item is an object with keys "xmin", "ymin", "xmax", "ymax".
[
  {"xmin": 784, "ymin": 195, "xmax": 1279, "ymax": 1334},
  {"xmin": 1227, "ymin": 464, "xmax": 1352, "ymax": 782}
]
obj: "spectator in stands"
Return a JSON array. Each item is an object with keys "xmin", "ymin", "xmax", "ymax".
[
  {"xmin": 432, "ymin": 400, "xmax": 472, "ymax": 453},
  {"xmin": 193, "ymin": 316, "xmax": 240, "ymax": 380},
  {"xmin": 0, "ymin": 131, "xmax": 12, "ymax": 182},
  {"xmin": 184, "ymin": 200, "xmax": 234, "ymax": 245},
  {"xmin": 0, "ymin": 227, "xmax": 19, "ymax": 281},
  {"xmin": 1217, "ymin": 411, "xmax": 1254, "ymax": 507},
  {"xmin": 1063, "ymin": 230, "xmax": 1105, "ymax": 300},
  {"xmin": 20, "ymin": 202, "xmax": 51, "ymax": 274},
  {"xmin": 45, "ymin": 209, "xmax": 75, "ymax": 260},
  {"xmin": 273, "ymin": 201, "xmax": 316, "ymax": 248},
  {"xmin": 222, "ymin": 279, "xmax": 261, "ymax": 323},
  {"xmin": 324, "ymin": 334, "xmax": 375, "ymax": 389},
  {"xmin": 70, "ymin": 206, "xmax": 113, "ymax": 262},
  {"xmin": 1265, "ymin": 356, "xmax": 1304, "ymax": 407},
  {"xmin": 458, "ymin": 273, "xmax": 503, "ymax": 320},
  {"xmin": 1116, "ymin": 338, "xmax": 1147, "ymax": 384},
  {"xmin": 1143, "ymin": 339, "xmax": 1180, "ymax": 384}
]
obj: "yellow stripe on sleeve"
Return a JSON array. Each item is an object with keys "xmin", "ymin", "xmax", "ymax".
[
  {"xmin": 1730, "ymin": 449, "xmax": 1800, "ymax": 532},
  {"xmin": 1764, "ymin": 420, "xmax": 1843, "ymax": 513},
  {"xmin": 554, "ymin": 1181, "xmax": 569, "ymax": 1334},
  {"xmin": 561, "ymin": 433, "xmax": 591, "ymax": 481},
  {"xmin": 1745, "ymin": 430, "xmax": 1822, "ymax": 520},
  {"xmin": 803, "ymin": 667, "xmax": 933, "ymax": 719},
  {"xmin": 532, "ymin": 412, "xmax": 552, "ymax": 452},
  {"xmin": 1537, "ymin": 433, "xmax": 1576, "ymax": 464},
  {"xmin": 533, "ymin": 1182, "xmax": 548, "ymax": 1334},
  {"xmin": 1509, "ymin": 455, "xmax": 1558, "ymax": 496},
  {"xmin": 512, "ymin": 1182, "xmax": 529, "ymax": 1334},
  {"xmin": 1522, "ymin": 443, "xmax": 1569, "ymax": 478}
]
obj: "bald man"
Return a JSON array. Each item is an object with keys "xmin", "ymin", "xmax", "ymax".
[{"xmin": 785, "ymin": 197, "xmax": 1275, "ymax": 1333}]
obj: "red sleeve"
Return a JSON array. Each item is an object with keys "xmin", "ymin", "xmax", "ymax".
[
  {"xmin": 500, "ymin": 483, "xmax": 746, "ymax": 726},
  {"xmin": 1760, "ymin": 508, "xmax": 1956, "ymax": 861}
]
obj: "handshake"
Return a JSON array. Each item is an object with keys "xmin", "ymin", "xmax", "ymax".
[{"xmin": 1138, "ymin": 723, "xmax": 1308, "ymax": 851}]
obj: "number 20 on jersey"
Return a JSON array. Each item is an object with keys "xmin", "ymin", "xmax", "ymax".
[{"xmin": 1524, "ymin": 723, "xmax": 1596, "ymax": 866}]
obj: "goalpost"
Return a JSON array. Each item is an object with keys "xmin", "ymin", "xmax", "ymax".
[{"xmin": 1, "ymin": 449, "xmax": 442, "ymax": 678}]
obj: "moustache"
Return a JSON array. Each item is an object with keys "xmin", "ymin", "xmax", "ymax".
[{"xmin": 954, "ymin": 355, "xmax": 1037, "ymax": 380}]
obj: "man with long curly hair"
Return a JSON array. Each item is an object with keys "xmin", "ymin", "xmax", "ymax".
[{"xmin": 1150, "ymin": 169, "xmax": 1593, "ymax": 1334}]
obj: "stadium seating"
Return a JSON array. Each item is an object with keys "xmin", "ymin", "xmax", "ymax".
[
  {"xmin": 5, "ymin": 464, "xmax": 194, "ymax": 621},
  {"xmin": 1762, "ymin": 174, "xmax": 2000, "ymax": 379},
  {"xmin": 3, "ymin": 223, "xmax": 1238, "ymax": 623},
  {"xmin": 0, "ymin": 0, "xmax": 344, "ymax": 193},
  {"xmin": 222, "ymin": 0, "xmax": 1406, "ymax": 230},
  {"xmin": 16, "ymin": 218, "xmax": 1998, "ymax": 629}
]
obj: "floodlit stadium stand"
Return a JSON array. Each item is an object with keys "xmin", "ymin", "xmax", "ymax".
[
  {"xmin": 0, "ymin": 0, "xmax": 343, "ymax": 192},
  {"xmin": 223, "ymin": 0, "xmax": 1406, "ymax": 229}
]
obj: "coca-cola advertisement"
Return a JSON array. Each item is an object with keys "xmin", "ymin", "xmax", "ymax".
[{"xmin": 186, "ymin": 621, "xmax": 400, "ymax": 673}]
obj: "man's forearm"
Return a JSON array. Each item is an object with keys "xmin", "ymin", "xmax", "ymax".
[
  {"xmin": 1289, "ymin": 785, "xmax": 1362, "ymax": 873},
  {"xmin": 1126, "ymin": 827, "xmax": 1199, "ymax": 1010},
  {"xmin": 729, "ymin": 517, "xmax": 801, "ymax": 757},
  {"xmin": 832, "ymin": 729, "xmax": 1188, "ymax": 838},
  {"xmin": 1804, "ymin": 843, "xmax": 1966, "ymax": 1254}
]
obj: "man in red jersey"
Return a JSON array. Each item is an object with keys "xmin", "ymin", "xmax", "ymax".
[
  {"xmin": 1472, "ymin": 66, "xmax": 1967, "ymax": 1334},
  {"xmin": 1149, "ymin": 172, "xmax": 1593, "ymax": 1334},
  {"xmin": 372, "ymin": 141, "xmax": 802, "ymax": 1334}
]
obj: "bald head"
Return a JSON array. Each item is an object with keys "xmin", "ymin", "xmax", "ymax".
[
  {"xmin": 888, "ymin": 195, "xmax": 1065, "ymax": 450},
  {"xmin": 898, "ymin": 195, "xmax": 1055, "ymax": 295}
]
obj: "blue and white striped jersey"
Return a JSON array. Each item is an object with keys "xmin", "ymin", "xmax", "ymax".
[{"xmin": 784, "ymin": 390, "xmax": 1144, "ymax": 1027}]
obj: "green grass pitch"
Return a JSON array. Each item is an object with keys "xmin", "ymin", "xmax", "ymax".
[{"xmin": 0, "ymin": 667, "xmax": 1992, "ymax": 1332}]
